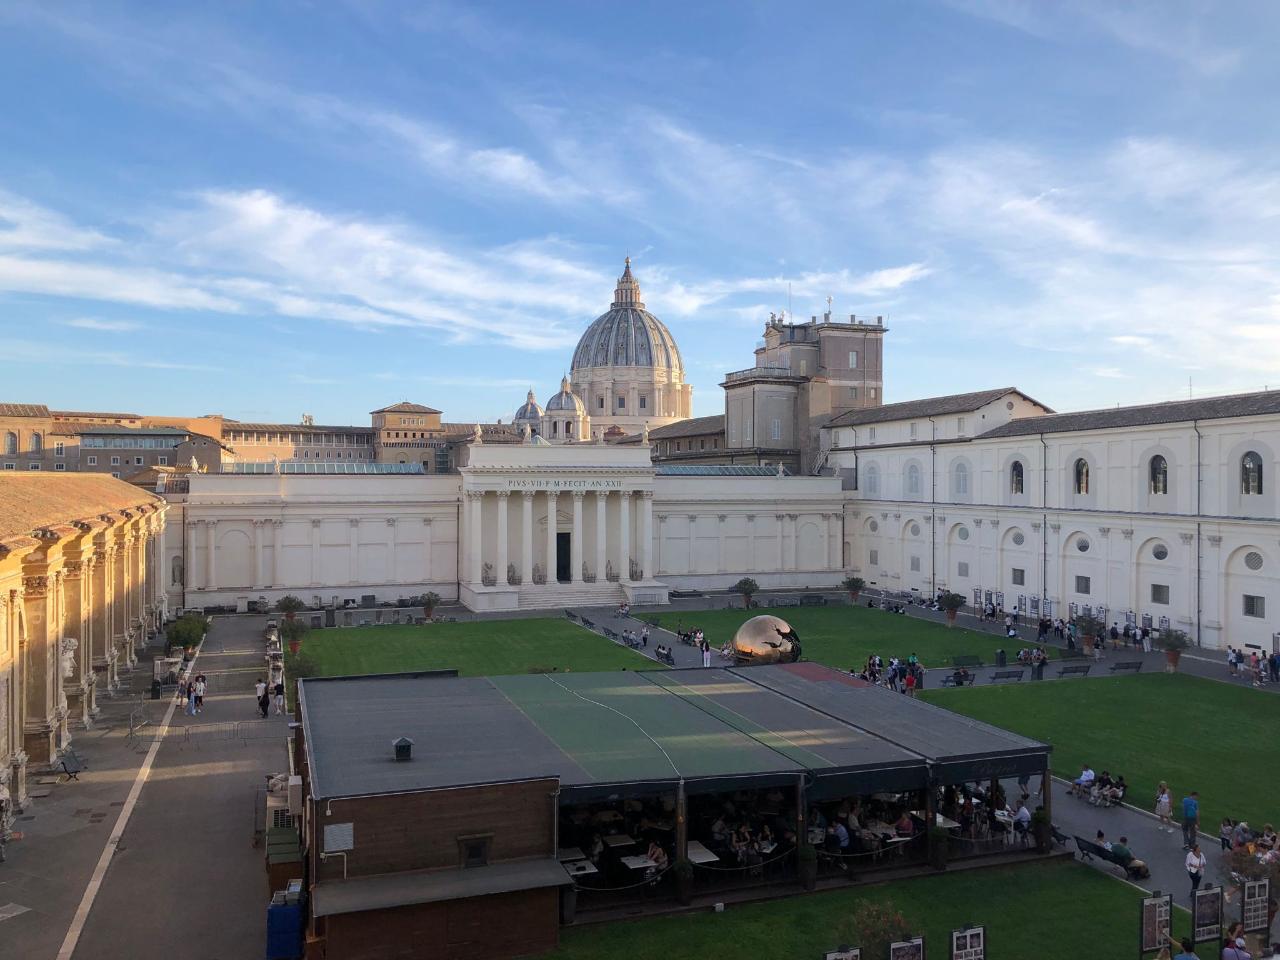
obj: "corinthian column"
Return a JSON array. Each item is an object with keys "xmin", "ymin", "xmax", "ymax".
[
  {"xmin": 544, "ymin": 490, "xmax": 557, "ymax": 583},
  {"xmin": 570, "ymin": 492, "xmax": 584, "ymax": 584},
  {"xmin": 469, "ymin": 493, "xmax": 484, "ymax": 585},
  {"xmin": 618, "ymin": 492, "xmax": 632, "ymax": 583},
  {"xmin": 520, "ymin": 493, "xmax": 534, "ymax": 585},
  {"xmin": 595, "ymin": 492, "xmax": 608, "ymax": 581},
  {"xmin": 495, "ymin": 492, "xmax": 509, "ymax": 586}
]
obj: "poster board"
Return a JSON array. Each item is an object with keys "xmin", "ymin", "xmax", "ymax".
[
  {"xmin": 890, "ymin": 937, "xmax": 925, "ymax": 960},
  {"xmin": 1193, "ymin": 886, "xmax": 1223, "ymax": 944},
  {"xmin": 950, "ymin": 925, "xmax": 986, "ymax": 960},
  {"xmin": 1140, "ymin": 892, "xmax": 1173, "ymax": 954},
  {"xmin": 1242, "ymin": 878, "xmax": 1270, "ymax": 934},
  {"xmin": 823, "ymin": 950, "xmax": 860, "ymax": 960}
]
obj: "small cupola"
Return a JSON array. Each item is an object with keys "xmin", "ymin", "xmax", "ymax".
[{"xmin": 392, "ymin": 736, "xmax": 414, "ymax": 762}]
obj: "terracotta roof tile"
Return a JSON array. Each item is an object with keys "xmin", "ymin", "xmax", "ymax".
[{"xmin": 0, "ymin": 475, "xmax": 162, "ymax": 545}]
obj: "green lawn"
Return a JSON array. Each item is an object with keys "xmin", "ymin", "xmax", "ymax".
[
  {"xmin": 653, "ymin": 605, "xmax": 1041, "ymax": 671},
  {"xmin": 289, "ymin": 617, "xmax": 655, "ymax": 678},
  {"xmin": 921, "ymin": 673, "xmax": 1280, "ymax": 830},
  {"xmin": 552, "ymin": 859, "xmax": 1187, "ymax": 960}
]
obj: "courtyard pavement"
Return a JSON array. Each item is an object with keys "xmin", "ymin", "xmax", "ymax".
[{"xmin": 2, "ymin": 616, "xmax": 287, "ymax": 960}]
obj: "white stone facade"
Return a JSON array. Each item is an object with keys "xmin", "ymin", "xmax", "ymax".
[{"xmin": 827, "ymin": 404, "xmax": 1280, "ymax": 652}]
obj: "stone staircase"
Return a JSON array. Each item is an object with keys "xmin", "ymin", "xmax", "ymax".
[{"xmin": 516, "ymin": 582, "xmax": 626, "ymax": 610}]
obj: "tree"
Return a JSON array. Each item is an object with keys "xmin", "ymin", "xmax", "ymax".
[
  {"xmin": 833, "ymin": 900, "xmax": 913, "ymax": 959},
  {"xmin": 281, "ymin": 617, "xmax": 309, "ymax": 654},
  {"xmin": 937, "ymin": 590, "xmax": 966, "ymax": 625},
  {"xmin": 1157, "ymin": 627, "xmax": 1191, "ymax": 671},
  {"xmin": 165, "ymin": 614, "xmax": 207, "ymax": 654},
  {"xmin": 1076, "ymin": 613, "xmax": 1106, "ymax": 647},
  {"xmin": 842, "ymin": 576, "xmax": 865, "ymax": 602},
  {"xmin": 275, "ymin": 595, "xmax": 306, "ymax": 620},
  {"xmin": 730, "ymin": 577, "xmax": 759, "ymax": 609}
]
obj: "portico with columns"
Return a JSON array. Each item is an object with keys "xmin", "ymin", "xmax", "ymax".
[{"xmin": 460, "ymin": 444, "xmax": 665, "ymax": 611}]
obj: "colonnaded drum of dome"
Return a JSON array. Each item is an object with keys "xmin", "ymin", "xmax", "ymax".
[{"xmin": 730, "ymin": 614, "xmax": 802, "ymax": 664}]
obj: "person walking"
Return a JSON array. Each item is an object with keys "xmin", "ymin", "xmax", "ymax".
[
  {"xmin": 185, "ymin": 677, "xmax": 197, "ymax": 716},
  {"xmin": 1185, "ymin": 843, "xmax": 1207, "ymax": 894},
  {"xmin": 193, "ymin": 675, "xmax": 207, "ymax": 714},
  {"xmin": 273, "ymin": 676, "xmax": 286, "ymax": 715},
  {"xmin": 641, "ymin": 625, "xmax": 649, "ymax": 648},
  {"xmin": 1155, "ymin": 782, "xmax": 1174, "ymax": 832},
  {"xmin": 1181, "ymin": 791, "xmax": 1200, "ymax": 850},
  {"xmin": 254, "ymin": 677, "xmax": 269, "ymax": 718}
]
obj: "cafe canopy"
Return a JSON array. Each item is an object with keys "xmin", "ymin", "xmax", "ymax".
[{"xmin": 298, "ymin": 663, "xmax": 1051, "ymax": 803}]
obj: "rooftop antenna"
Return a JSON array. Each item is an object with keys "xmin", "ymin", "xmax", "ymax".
[
  {"xmin": 825, "ymin": 295, "xmax": 833, "ymax": 319},
  {"xmin": 1188, "ymin": 376, "xmax": 1193, "ymax": 399}
]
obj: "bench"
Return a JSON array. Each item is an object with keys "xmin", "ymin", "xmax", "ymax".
[
  {"xmin": 564, "ymin": 610, "xmax": 579, "ymax": 622},
  {"xmin": 1073, "ymin": 836, "xmax": 1147, "ymax": 879},
  {"xmin": 581, "ymin": 618, "xmax": 595, "ymax": 629},
  {"xmin": 941, "ymin": 673, "xmax": 974, "ymax": 687},
  {"xmin": 1109, "ymin": 660, "xmax": 1143, "ymax": 674},
  {"xmin": 990, "ymin": 669, "xmax": 1025, "ymax": 683},
  {"xmin": 800, "ymin": 594, "xmax": 828, "ymax": 606},
  {"xmin": 603, "ymin": 627, "xmax": 619, "ymax": 641},
  {"xmin": 951, "ymin": 655, "xmax": 984, "ymax": 669},
  {"xmin": 1057, "ymin": 664, "xmax": 1092, "ymax": 679},
  {"xmin": 58, "ymin": 748, "xmax": 88, "ymax": 782}
]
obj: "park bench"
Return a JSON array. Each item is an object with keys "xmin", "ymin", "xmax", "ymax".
[
  {"xmin": 581, "ymin": 617, "xmax": 595, "ymax": 629},
  {"xmin": 800, "ymin": 594, "xmax": 828, "ymax": 606},
  {"xmin": 564, "ymin": 610, "xmax": 579, "ymax": 622},
  {"xmin": 951, "ymin": 655, "xmax": 984, "ymax": 669},
  {"xmin": 990, "ymin": 669, "xmax": 1025, "ymax": 683},
  {"xmin": 655, "ymin": 648, "xmax": 676, "ymax": 666},
  {"xmin": 1057, "ymin": 664, "xmax": 1092, "ymax": 679},
  {"xmin": 602, "ymin": 627, "xmax": 619, "ymax": 642},
  {"xmin": 1073, "ymin": 836, "xmax": 1149, "ymax": 879},
  {"xmin": 1109, "ymin": 660, "xmax": 1142, "ymax": 674},
  {"xmin": 941, "ymin": 673, "xmax": 974, "ymax": 687},
  {"xmin": 58, "ymin": 747, "xmax": 88, "ymax": 782}
]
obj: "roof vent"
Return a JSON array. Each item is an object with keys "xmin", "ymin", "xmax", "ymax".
[{"xmin": 392, "ymin": 737, "xmax": 414, "ymax": 762}]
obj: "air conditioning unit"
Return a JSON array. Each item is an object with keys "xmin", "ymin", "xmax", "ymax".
[{"xmin": 287, "ymin": 775, "xmax": 303, "ymax": 816}]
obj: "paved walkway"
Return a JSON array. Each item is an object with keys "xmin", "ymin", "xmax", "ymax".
[{"xmin": 3, "ymin": 616, "xmax": 287, "ymax": 960}]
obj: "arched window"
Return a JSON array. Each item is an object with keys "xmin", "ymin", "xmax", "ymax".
[
  {"xmin": 3, "ymin": 431, "xmax": 15, "ymax": 455},
  {"xmin": 1242, "ymin": 452, "xmax": 1264, "ymax": 495},
  {"xmin": 30, "ymin": 432, "xmax": 42, "ymax": 452},
  {"xmin": 1149, "ymin": 455, "xmax": 1168, "ymax": 495},
  {"xmin": 1010, "ymin": 460, "xmax": 1024, "ymax": 495},
  {"xmin": 906, "ymin": 463, "xmax": 921, "ymax": 496},
  {"xmin": 954, "ymin": 462, "xmax": 969, "ymax": 496},
  {"xmin": 1073, "ymin": 458, "xmax": 1090, "ymax": 495},
  {"xmin": 865, "ymin": 464, "xmax": 880, "ymax": 495}
]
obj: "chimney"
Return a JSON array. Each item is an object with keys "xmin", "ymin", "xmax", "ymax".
[
  {"xmin": 849, "ymin": 314, "xmax": 856, "ymax": 322},
  {"xmin": 876, "ymin": 316, "xmax": 883, "ymax": 325},
  {"xmin": 393, "ymin": 737, "xmax": 414, "ymax": 762}
]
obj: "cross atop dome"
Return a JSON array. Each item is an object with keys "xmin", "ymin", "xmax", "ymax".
[{"xmin": 612, "ymin": 256, "xmax": 644, "ymax": 309}]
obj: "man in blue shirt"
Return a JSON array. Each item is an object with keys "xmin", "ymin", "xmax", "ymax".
[{"xmin": 1181, "ymin": 791, "xmax": 1199, "ymax": 850}]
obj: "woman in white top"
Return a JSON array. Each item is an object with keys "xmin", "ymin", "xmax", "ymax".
[
  {"xmin": 1185, "ymin": 843, "xmax": 1207, "ymax": 894},
  {"xmin": 1154, "ymin": 782, "xmax": 1173, "ymax": 832}
]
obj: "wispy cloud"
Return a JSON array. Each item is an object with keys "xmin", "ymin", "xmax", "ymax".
[
  {"xmin": 7, "ymin": 339, "xmax": 220, "ymax": 372},
  {"xmin": 64, "ymin": 317, "xmax": 143, "ymax": 332}
]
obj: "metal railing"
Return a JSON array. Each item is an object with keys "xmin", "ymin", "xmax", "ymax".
[{"xmin": 722, "ymin": 366, "xmax": 800, "ymax": 383}]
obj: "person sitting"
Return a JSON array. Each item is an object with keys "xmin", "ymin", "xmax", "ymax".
[
  {"xmin": 951, "ymin": 666, "xmax": 972, "ymax": 686},
  {"xmin": 1232, "ymin": 820, "xmax": 1254, "ymax": 849},
  {"xmin": 1109, "ymin": 835, "xmax": 1149, "ymax": 879},
  {"xmin": 1071, "ymin": 764, "xmax": 1096, "ymax": 797},
  {"xmin": 647, "ymin": 839, "xmax": 668, "ymax": 871},
  {"xmin": 1096, "ymin": 829, "xmax": 1112, "ymax": 851},
  {"xmin": 1258, "ymin": 823, "xmax": 1277, "ymax": 851},
  {"xmin": 894, "ymin": 810, "xmax": 915, "ymax": 837},
  {"xmin": 710, "ymin": 815, "xmax": 730, "ymax": 848},
  {"xmin": 1104, "ymin": 775, "xmax": 1127, "ymax": 806},
  {"xmin": 1090, "ymin": 771, "xmax": 1113, "ymax": 806}
]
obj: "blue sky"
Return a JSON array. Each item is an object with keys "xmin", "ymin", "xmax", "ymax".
[{"xmin": 2, "ymin": 1, "xmax": 1278, "ymax": 425}]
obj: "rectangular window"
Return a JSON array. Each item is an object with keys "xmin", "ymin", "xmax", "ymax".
[
  {"xmin": 1243, "ymin": 594, "xmax": 1266, "ymax": 618},
  {"xmin": 675, "ymin": 441, "xmax": 681, "ymax": 452},
  {"xmin": 868, "ymin": 427, "xmax": 876, "ymax": 442},
  {"xmin": 458, "ymin": 835, "xmax": 492, "ymax": 868},
  {"xmin": 848, "ymin": 350, "xmax": 858, "ymax": 368},
  {"xmin": 957, "ymin": 416, "xmax": 967, "ymax": 435},
  {"xmin": 1012, "ymin": 568, "xmax": 1025, "ymax": 586},
  {"xmin": 958, "ymin": 561, "xmax": 969, "ymax": 578},
  {"xmin": 29, "ymin": 463, "xmax": 41, "ymax": 470},
  {"xmin": 869, "ymin": 549, "xmax": 879, "ymax": 566},
  {"xmin": 598, "ymin": 396, "xmax": 604, "ymax": 409},
  {"xmin": 849, "ymin": 386, "xmax": 858, "ymax": 401},
  {"xmin": 639, "ymin": 396, "xmax": 647, "ymax": 409},
  {"xmin": 55, "ymin": 462, "xmax": 66, "ymax": 471},
  {"xmin": 770, "ymin": 419, "xmax": 781, "ymax": 441},
  {"xmin": 87, "ymin": 455, "xmax": 97, "ymax": 465},
  {"xmin": 869, "ymin": 387, "xmax": 877, "ymax": 399},
  {"xmin": 909, "ymin": 422, "xmax": 917, "ymax": 439},
  {"xmin": 111, "ymin": 472, "xmax": 120, "ymax": 478},
  {"xmin": 158, "ymin": 456, "xmax": 168, "ymax": 465},
  {"xmin": 617, "ymin": 396, "xmax": 625, "ymax": 409},
  {"xmin": 3, "ymin": 462, "xmax": 14, "ymax": 470},
  {"xmin": 1150, "ymin": 584, "xmax": 1170, "ymax": 605},
  {"xmin": 798, "ymin": 359, "xmax": 808, "ymax": 375},
  {"xmin": 134, "ymin": 456, "xmax": 143, "ymax": 465},
  {"xmin": 111, "ymin": 456, "xmax": 120, "ymax": 465},
  {"xmin": 55, "ymin": 442, "xmax": 65, "ymax": 456},
  {"xmin": 910, "ymin": 556, "xmax": 920, "ymax": 572},
  {"xmin": 1075, "ymin": 575, "xmax": 1091, "ymax": 595}
]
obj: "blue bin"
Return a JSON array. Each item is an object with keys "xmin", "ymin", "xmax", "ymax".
[{"xmin": 266, "ymin": 900, "xmax": 304, "ymax": 960}]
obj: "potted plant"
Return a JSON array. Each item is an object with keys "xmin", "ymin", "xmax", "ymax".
[
  {"xmin": 928, "ymin": 825, "xmax": 950, "ymax": 870},
  {"xmin": 673, "ymin": 857, "xmax": 695, "ymax": 905},
  {"xmin": 731, "ymin": 577, "xmax": 759, "ymax": 609},
  {"xmin": 842, "ymin": 576, "xmax": 865, "ymax": 603},
  {"xmin": 421, "ymin": 591, "xmax": 441, "ymax": 619},
  {"xmin": 276, "ymin": 595, "xmax": 305, "ymax": 621},
  {"xmin": 937, "ymin": 590, "xmax": 965, "ymax": 626},
  {"xmin": 281, "ymin": 617, "xmax": 309, "ymax": 656},
  {"xmin": 1030, "ymin": 807, "xmax": 1053, "ymax": 853},
  {"xmin": 796, "ymin": 841, "xmax": 817, "ymax": 891},
  {"xmin": 1158, "ymin": 628, "xmax": 1191, "ymax": 672}
]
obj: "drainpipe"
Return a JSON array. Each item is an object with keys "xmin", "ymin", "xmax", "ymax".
[
  {"xmin": 928, "ymin": 417, "xmax": 938, "ymax": 596},
  {"xmin": 1039, "ymin": 434, "xmax": 1048, "ymax": 615},
  {"xmin": 1193, "ymin": 421, "xmax": 1202, "ymax": 647}
]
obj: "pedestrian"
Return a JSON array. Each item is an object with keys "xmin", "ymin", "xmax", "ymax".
[
  {"xmin": 1185, "ymin": 843, "xmax": 1206, "ymax": 894},
  {"xmin": 1226, "ymin": 646, "xmax": 1236, "ymax": 676},
  {"xmin": 700, "ymin": 637, "xmax": 711, "ymax": 668},
  {"xmin": 904, "ymin": 669, "xmax": 917, "ymax": 697},
  {"xmin": 1155, "ymin": 782, "xmax": 1173, "ymax": 832},
  {"xmin": 254, "ymin": 677, "xmax": 269, "ymax": 718},
  {"xmin": 1181, "ymin": 790, "xmax": 1200, "ymax": 850},
  {"xmin": 641, "ymin": 625, "xmax": 649, "ymax": 648},
  {"xmin": 194, "ymin": 675, "xmax": 206, "ymax": 714},
  {"xmin": 273, "ymin": 677, "xmax": 285, "ymax": 715},
  {"xmin": 185, "ymin": 677, "xmax": 197, "ymax": 716}
]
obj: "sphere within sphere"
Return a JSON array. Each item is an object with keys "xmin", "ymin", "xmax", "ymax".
[{"xmin": 731, "ymin": 614, "xmax": 802, "ymax": 664}]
